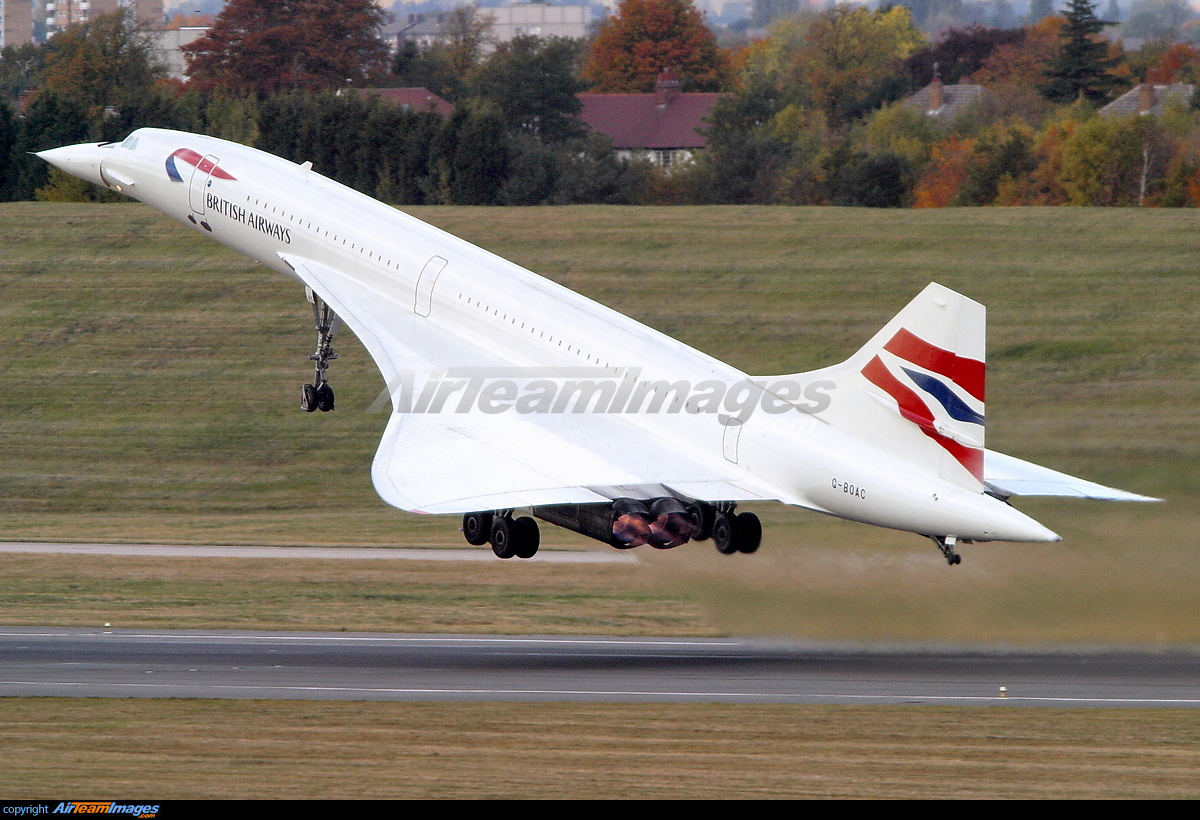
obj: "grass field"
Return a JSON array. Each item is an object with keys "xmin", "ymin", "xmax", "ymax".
[
  {"xmin": 3, "ymin": 701, "xmax": 1198, "ymax": 799},
  {"xmin": 2, "ymin": 202, "xmax": 1198, "ymax": 797},
  {"xmin": 1, "ymin": 202, "xmax": 1195, "ymax": 642}
]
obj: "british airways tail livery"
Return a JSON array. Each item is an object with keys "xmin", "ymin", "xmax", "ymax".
[{"xmin": 38, "ymin": 129, "xmax": 1157, "ymax": 565}]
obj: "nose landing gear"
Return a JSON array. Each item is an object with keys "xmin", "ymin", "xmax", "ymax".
[{"xmin": 301, "ymin": 287, "xmax": 341, "ymax": 413}]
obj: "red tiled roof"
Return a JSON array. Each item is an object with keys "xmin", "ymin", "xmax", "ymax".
[
  {"xmin": 351, "ymin": 87, "xmax": 454, "ymax": 118},
  {"xmin": 577, "ymin": 91, "xmax": 721, "ymax": 150}
]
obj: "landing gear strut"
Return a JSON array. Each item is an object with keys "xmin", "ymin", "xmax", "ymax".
[
  {"xmin": 301, "ymin": 288, "xmax": 341, "ymax": 413},
  {"xmin": 930, "ymin": 535, "xmax": 962, "ymax": 565}
]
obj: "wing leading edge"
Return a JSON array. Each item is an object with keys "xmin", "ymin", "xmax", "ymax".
[{"xmin": 278, "ymin": 254, "xmax": 797, "ymax": 514}]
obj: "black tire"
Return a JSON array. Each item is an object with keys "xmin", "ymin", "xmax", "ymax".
[
  {"xmin": 462, "ymin": 511, "xmax": 493, "ymax": 546},
  {"xmin": 301, "ymin": 383, "xmax": 318, "ymax": 412},
  {"xmin": 490, "ymin": 516, "xmax": 516, "ymax": 559},
  {"xmin": 688, "ymin": 502, "xmax": 715, "ymax": 541},
  {"xmin": 511, "ymin": 516, "xmax": 540, "ymax": 559},
  {"xmin": 734, "ymin": 512, "xmax": 762, "ymax": 554},
  {"xmin": 712, "ymin": 512, "xmax": 737, "ymax": 555},
  {"xmin": 316, "ymin": 383, "xmax": 335, "ymax": 412}
]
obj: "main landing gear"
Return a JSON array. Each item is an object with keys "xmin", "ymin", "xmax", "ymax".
[
  {"xmin": 710, "ymin": 504, "xmax": 762, "ymax": 555},
  {"xmin": 463, "ymin": 511, "xmax": 540, "ymax": 560},
  {"xmin": 301, "ymin": 288, "xmax": 341, "ymax": 413},
  {"xmin": 461, "ymin": 500, "xmax": 761, "ymax": 559}
]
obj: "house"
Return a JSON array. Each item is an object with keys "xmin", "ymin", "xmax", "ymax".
[
  {"xmin": 1100, "ymin": 83, "xmax": 1196, "ymax": 117},
  {"xmin": 348, "ymin": 87, "xmax": 454, "ymax": 119},
  {"xmin": 907, "ymin": 77, "xmax": 985, "ymax": 119},
  {"xmin": 577, "ymin": 72, "xmax": 722, "ymax": 169}
]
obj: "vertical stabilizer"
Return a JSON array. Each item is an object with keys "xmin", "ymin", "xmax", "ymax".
[{"xmin": 803, "ymin": 284, "xmax": 986, "ymax": 489}]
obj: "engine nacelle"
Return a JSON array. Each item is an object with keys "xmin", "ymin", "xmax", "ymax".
[{"xmin": 532, "ymin": 497, "xmax": 707, "ymax": 550}]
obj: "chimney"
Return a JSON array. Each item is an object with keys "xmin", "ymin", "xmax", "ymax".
[
  {"xmin": 1139, "ymin": 82, "xmax": 1155, "ymax": 115},
  {"xmin": 655, "ymin": 71, "xmax": 681, "ymax": 106},
  {"xmin": 927, "ymin": 77, "xmax": 944, "ymax": 114}
]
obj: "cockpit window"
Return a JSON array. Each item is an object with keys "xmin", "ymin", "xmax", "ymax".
[{"xmin": 121, "ymin": 135, "xmax": 139, "ymax": 150}]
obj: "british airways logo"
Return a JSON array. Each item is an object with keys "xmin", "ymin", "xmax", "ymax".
[
  {"xmin": 861, "ymin": 328, "xmax": 985, "ymax": 480},
  {"xmin": 165, "ymin": 148, "xmax": 237, "ymax": 182}
]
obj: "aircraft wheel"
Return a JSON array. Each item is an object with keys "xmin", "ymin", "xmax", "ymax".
[
  {"xmin": 490, "ymin": 516, "xmax": 516, "ymax": 559},
  {"xmin": 511, "ymin": 516, "xmax": 540, "ymax": 559},
  {"xmin": 316, "ymin": 383, "xmax": 335, "ymax": 412},
  {"xmin": 462, "ymin": 511, "xmax": 493, "ymax": 546},
  {"xmin": 712, "ymin": 512, "xmax": 737, "ymax": 555},
  {"xmin": 301, "ymin": 384, "xmax": 318, "ymax": 412},
  {"xmin": 734, "ymin": 512, "xmax": 761, "ymax": 554},
  {"xmin": 688, "ymin": 502, "xmax": 715, "ymax": 541}
]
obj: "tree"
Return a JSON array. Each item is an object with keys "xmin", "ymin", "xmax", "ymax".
[
  {"xmin": 689, "ymin": 76, "xmax": 792, "ymax": 202},
  {"xmin": 798, "ymin": 5, "xmax": 924, "ymax": 126},
  {"xmin": 0, "ymin": 42, "xmax": 46, "ymax": 106},
  {"xmin": 440, "ymin": 5, "xmax": 495, "ymax": 82},
  {"xmin": 8, "ymin": 92, "xmax": 91, "ymax": 200},
  {"xmin": 904, "ymin": 25, "xmax": 1026, "ymax": 87},
  {"xmin": 582, "ymin": 0, "xmax": 732, "ymax": 92},
  {"xmin": 391, "ymin": 39, "xmax": 461, "ymax": 102},
  {"xmin": 470, "ymin": 35, "xmax": 584, "ymax": 142},
  {"xmin": 1040, "ymin": 0, "xmax": 1126, "ymax": 104},
  {"xmin": 969, "ymin": 14, "xmax": 1064, "ymax": 87},
  {"xmin": 39, "ymin": 10, "xmax": 166, "ymax": 121},
  {"xmin": 184, "ymin": 0, "xmax": 389, "ymax": 93}
]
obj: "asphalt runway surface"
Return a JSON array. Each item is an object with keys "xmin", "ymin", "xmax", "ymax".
[{"xmin": 2, "ymin": 627, "xmax": 1198, "ymax": 707}]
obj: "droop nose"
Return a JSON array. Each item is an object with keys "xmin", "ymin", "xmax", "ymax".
[{"xmin": 36, "ymin": 143, "xmax": 107, "ymax": 187}]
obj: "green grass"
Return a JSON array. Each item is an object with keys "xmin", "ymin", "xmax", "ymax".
[
  {"xmin": 2, "ymin": 203, "xmax": 1199, "ymax": 798},
  {"xmin": 1, "ymin": 202, "xmax": 1198, "ymax": 642},
  {"xmin": 2, "ymin": 701, "xmax": 1198, "ymax": 798}
]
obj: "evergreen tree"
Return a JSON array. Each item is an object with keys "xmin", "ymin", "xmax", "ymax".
[
  {"xmin": 9, "ymin": 92, "xmax": 91, "ymax": 199},
  {"xmin": 1040, "ymin": 0, "xmax": 1125, "ymax": 105},
  {"xmin": 0, "ymin": 101, "xmax": 18, "ymax": 200},
  {"xmin": 449, "ymin": 103, "xmax": 509, "ymax": 205},
  {"xmin": 470, "ymin": 35, "xmax": 584, "ymax": 143}
]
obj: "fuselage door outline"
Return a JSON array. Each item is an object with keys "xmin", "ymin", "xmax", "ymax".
[
  {"xmin": 188, "ymin": 154, "xmax": 220, "ymax": 215},
  {"xmin": 415, "ymin": 256, "xmax": 448, "ymax": 317}
]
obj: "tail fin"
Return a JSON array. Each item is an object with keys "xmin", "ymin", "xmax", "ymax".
[{"xmin": 785, "ymin": 283, "xmax": 987, "ymax": 490}]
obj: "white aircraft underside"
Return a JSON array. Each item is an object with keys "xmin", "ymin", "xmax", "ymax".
[{"xmin": 37, "ymin": 129, "xmax": 1158, "ymax": 564}]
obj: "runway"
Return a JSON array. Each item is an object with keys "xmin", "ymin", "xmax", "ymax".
[{"xmin": 2, "ymin": 627, "xmax": 1198, "ymax": 707}]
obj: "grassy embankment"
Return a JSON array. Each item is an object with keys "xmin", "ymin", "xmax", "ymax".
[
  {"xmin": 1, "ymin": 202, "xmax": 1195, "ymax": 642},
  {"xmin": 2, "ymin": 202, "xmax": 1198, "ymax": 799},
  {"xmin": 3, "ymin": 700, "xmax": 1198, "ymax": 799}
]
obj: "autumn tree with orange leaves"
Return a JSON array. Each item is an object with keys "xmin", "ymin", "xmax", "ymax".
[{"xmin": 582, "ymin": 0, "xmax": 731, "ymax": 92}]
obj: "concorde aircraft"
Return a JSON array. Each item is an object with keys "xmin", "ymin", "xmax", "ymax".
[{"xmin": 37, "ymin": 129, "xmax": 1157, "ymax": 565}]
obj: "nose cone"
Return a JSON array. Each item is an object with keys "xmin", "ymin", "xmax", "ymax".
[{"xmin": 36, "ymin": 142, "xmax": 107, "ymax": 187}]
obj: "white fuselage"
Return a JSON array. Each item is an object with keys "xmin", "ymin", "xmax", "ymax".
[{"xmin": 38, "ymin": 128, "xmax": 1059, "ymax": 543}]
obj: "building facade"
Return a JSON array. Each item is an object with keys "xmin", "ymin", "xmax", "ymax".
[
  {"xmin": 46, "ymin": 0, "xmax": 164, "ymax": 33},
  {"xmin": 1, "ymin": 0, "xmax": 34, "ymax": 47}
]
